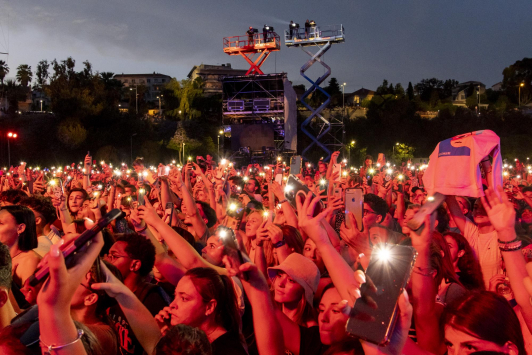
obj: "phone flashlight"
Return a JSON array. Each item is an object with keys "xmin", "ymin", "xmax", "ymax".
[
  {"xmin": 221, "ymin": 159, "xmax": 227, "ymax": 165},
  {"xmin": 386, "ymin": 169, "xmax": 392, "ymax": 174},
  {"xmin": 229, "ymin": 203, "xmax": 237, "ymax": 211},
  {"xmin": 375, "ymin": 245, "xmax": 391, "ymax": 262},
  {"xmin": 218, "ymin": 229, "xmax": 227, "ymax": 238}
]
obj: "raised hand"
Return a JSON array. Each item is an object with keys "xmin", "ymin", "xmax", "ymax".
[
  {"xmin": 481, "ymin": 186, "xmax": 515, "ymax": 233},
  {"xmin": 137, "ymin": 197, "xmax": 163, "ymax": 226}
]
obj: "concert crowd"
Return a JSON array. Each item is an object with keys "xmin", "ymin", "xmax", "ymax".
[{"xmin": 1, "ymin": 132, "xmax": 532, "ymax": 355}]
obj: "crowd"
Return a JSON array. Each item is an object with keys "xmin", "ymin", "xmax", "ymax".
[{"xmin": 0, "ymin": 138, "xmax": 532, "ymax": 355}]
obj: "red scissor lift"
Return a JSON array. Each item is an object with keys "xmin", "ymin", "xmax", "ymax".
[{"xmin": 223, "ymin": 32, "xmax": 280, "ymax": 75}]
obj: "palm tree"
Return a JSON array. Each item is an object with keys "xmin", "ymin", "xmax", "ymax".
[
  {"xmin": 16, "ymin": 64, "xmax": 32, "ymax": 87},
  {"xmin": 0, "ymin": 60, "xmax": 9, "ymax": 86}
]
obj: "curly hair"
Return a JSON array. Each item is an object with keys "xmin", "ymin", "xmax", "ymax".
[
  {"xmin": 0, "ymin": 243, "xmax": 11, "ymax": 290},
  {"xmin": 115, "ymin": 233, "xmax": 156, "ymax": 277},
  {"xmin": 154, "ymin": 324, "xmax": 212, "ymax": 355}
]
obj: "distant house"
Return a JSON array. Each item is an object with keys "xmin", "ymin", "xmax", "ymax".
[
  {"xmin": 113, "ymin": 73, "xmax": 172, "ymax": 102},
  {"xmin": 491, "ymin": 82, "xmax": 502, "ymax": 91},
  {"xmin": 452, "ymin": 81, "xmax": 488, "ymax": 108},
  {"xmin": 187, "ymin": 63, "xmax": 247, "ymax": 96},
  {"xmin": 345, "ymin": 88, "xmax": 375, "ymax": 106}
]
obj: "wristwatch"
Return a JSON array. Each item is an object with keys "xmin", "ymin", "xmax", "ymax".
[{"xmin": 272, "ymin": 239, "xmax": 286, "ymax": 248}]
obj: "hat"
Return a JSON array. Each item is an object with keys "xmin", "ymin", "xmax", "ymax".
[{"xmin": 268, "ymin": 253, "xmax": 320, "ymax": 306}]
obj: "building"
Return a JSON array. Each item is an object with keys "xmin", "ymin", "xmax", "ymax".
[
  {"xmin": 113, "ymin": 73, "xmax": 172, "ymax": 102},
  {"xmin": 491, "ymin": 82, "xmax": 502, "ymax": 91},
  {"xmin": 188, "ymin": 64, "xmax": 247, "ymax": 95},
  {"xmin": 452, "ymin": 81, "xmax": 488, "ymax": 108},
  {"xmin": 346, "ymin": 88, "xmax": 375, "ymax": 106}
]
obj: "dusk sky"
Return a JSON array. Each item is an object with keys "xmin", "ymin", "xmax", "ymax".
[{"xmin": 1, "ymin": 0, "xmax": 531, "ymax": 92}]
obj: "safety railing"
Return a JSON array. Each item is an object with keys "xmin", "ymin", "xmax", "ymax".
[
  {"xmin": 223, "ymin": 32, "xmax": 281, "ymax": 51},
  {"xmin": 284, "ymin": 24, "xmax": 344, "ymax": 43}
]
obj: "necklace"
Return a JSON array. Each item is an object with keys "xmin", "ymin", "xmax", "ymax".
[{"xmin": 12, "ymin": 250, "xmax": 24, "ymax": 260}]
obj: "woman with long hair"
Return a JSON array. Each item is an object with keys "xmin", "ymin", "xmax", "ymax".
[
  {"xmin": 157, "ymin": 267, "xmax": 247, "ymax": 355},
  {"xmin": 0, "ymin": 205, "xmax": 40, "ymax": 310},
  {"xmin": 444, "ymin": 232, "xmax": 485, "ymax": 291},
  {"xmin": 268, "ymin": 253, "xmax": 319, "ymax": 327}
]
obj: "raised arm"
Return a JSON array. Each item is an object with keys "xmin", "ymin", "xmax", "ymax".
[{"xmin": 445, "ymin": 195, "xmax": 467, "ymax": 234}]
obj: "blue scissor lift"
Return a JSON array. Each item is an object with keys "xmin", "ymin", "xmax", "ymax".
[{"xmin": 285, "ymin": 24, "xmax": 345, "ymax": 161}]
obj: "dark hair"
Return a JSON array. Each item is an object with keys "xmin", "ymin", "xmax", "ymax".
[
  {"xmin": 90, "ymin": 260, "xmax": 123, "ymax": 321},
  {"xmin": 443, "ymin": 232, "xmax": 484, "ymax": 291},
  {"xmin": 522, "ymin": 186, "xmax": 532, "ymax": 194},
  {"xmin": 185, "ymin": 268, "xmax": 241, "ymax": 332},
  {"xmin": 431, "ymin": 231, "xmax": 462, "ymax": 288},
  {"xmin": 228, "ymin": 176, "xmax": 244, "ymax": 189},
  {"xmin": 0, "ymin": 189, "xmax": 28, "ymax": 205},
  {"xmin": 125, "ymin": 184, "xmax": 137, "ymax": 193},
  {"xmin": 132, "ymin": 158, "xmax": 144, "ymax": 168},
  {"xmin": 20, "ymin": 196, "xmax": 57, "ymax": 225},
  {"xmin": 115, "ymin": 233, "xmax": 156, "ymax": 277},
  {"xmin": 435, "ymin": 205, "xmax": 450, "ymax": 234},
  {"xmin": 0, "ymin": 205, "xmax": 37, "ymax": 251},
  {"xmin": 154, "ymin": 324, "xmax": 212, "ymax": 355},
  {"xmin": 323, "ymin": 338, "xmax": 364, "ymax": 355},
  {"xmin": 196, "ymin": 201, "xmax": 217, "ymax": 228},
  {"xmin": 0, "ymin": 243, "xmax": 12, "ymax": 290},
  {"xmin": 445, "ymin": 291, "xmax": 526, "ymax": 355},
  {"xmin": 280, "ymin": 225, "xmax": 304, "ymax": 254},
  {"xmin": 363, "ymin": 193, "xmax": 388, "ymax": 221}
]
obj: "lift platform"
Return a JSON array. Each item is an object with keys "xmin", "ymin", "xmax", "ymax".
[
  {"xmin": 285, "ymin": 24, "xmax": 345, "ymax": 161},
  {"xmin": 284, "ymin": 24, "xmax": 345, "ymax": 48},
  {"xmin": 223, "ymin": 31, "xmax": 281, "ymax": 75}
]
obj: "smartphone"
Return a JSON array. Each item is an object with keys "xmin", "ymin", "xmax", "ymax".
[
  {"xmin": 165, "ymin": 202, "xmax": 174, "ymax": 225},
  {"xmin": 333, "ymin": 163, "xmax": 342, "ymax": 182},
  {"xmin": 28, "ymin": 209, "xmax": 123, "ymax": 287},
  {"xmin": 284, "ymin": 175, "xmax": 324, "ymax": 213},
  {"xmin": 224, "ymin": 201, "xmax": 245, "ymax": 232},
  {"xmin": 137, "ymin": 188, "xmax": 146, "ymax": 206},
  {"xmin": 345, "ymin": 188, "xmax": 364, "ymax": 231},
  {"xmin": 346, "ymin": 243, "xmax": 417, "ymax": 345},
  {"xmin": 290, "ymin": 156, "xmax": 302, "ymax": 175},
  {"xmin": 406, "ymin": 192, "xmax": 445, "ymax": 233},
  {"xmin": 275, "ymin": 174, "xmax": 283, "ymax": 185},
  {"xmin": 333, "ymin": 187, "xmax": 343, "ymax": 201}
]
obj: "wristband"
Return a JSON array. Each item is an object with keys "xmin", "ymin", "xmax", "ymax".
[
  {"xmin": 40, "ymin": 328, "xmax": 84, "ymax": 354},
  {"xmin": 498, "ymin": 238, "xmax": 519, "ymax": 244},
  {"xmin": 135, "ymin": 225, "xmax": 148, "ymax": 233},
  {"xmin": 272, "ymin": 239, "xmax": 286, "ymax": 248},
  {"xmin": 278, "ymin": 199, "xmax": 288, "ymax": 204}
]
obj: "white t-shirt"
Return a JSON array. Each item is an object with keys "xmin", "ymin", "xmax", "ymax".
[
  {"xmin": 464, "ymin": 219, "xmax": 500, "ymax": 289},
  {"xmin": 33, "ymin": 231, "xmax": 62, "ymax": 257}
]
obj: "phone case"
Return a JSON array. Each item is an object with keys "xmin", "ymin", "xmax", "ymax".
[
  {"xmin": 346, "ymin": 244, "xmax": 417, "ymax": 345},
  {"xmin": 406, "ymin": 192, "xmax": 445, "ymax": 232},
  {"xmin": 345, "ymin": 188, "xmax": 364, "ymax": 231}
]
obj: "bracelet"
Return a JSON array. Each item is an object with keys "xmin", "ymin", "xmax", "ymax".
[
  {"xmin": 40, "ymin": 328, "xmax": 84, "ymax": 354},
  {"xmin": 272, "ymin": 239, "xmax": 286, "ymax": 248},
  {"xmin": 278, "ymin": 199, "xmax": 288, "ymax": 204},
  {"xmin": 498, "ymin": 240, "xmax": 521, "ymax": 248},
  {"xmin": 498, "ymin": 238, "xmax": 519, "ymax": 244},
  {"xmin": 499, "ymin": 242, "xmax": 522, "ymax": 252},
  {"xmin": 412, "ymin": 266, "xmax": 435, "ymax": 277}
]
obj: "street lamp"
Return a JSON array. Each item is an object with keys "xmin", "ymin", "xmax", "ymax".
[
  {"xmin": 7, "ymin": 132, "xmax": 17, "ymax": 167},
  {"xmin": 157, "ymin": 95, "xmax": 163, "ymax": 115},
  {"xmin": 393, "ymin": 142, "xmax": 399, "ymax": 155},
  {"xmin": 519, "ymin": 82, "xmax": 525, "ymax": 108},
  {"xmin": 340, "ymin": 83, "xmax": 347, "ymax": 119},
  {"xmin": 40, "ymin": 100, "xmax": 43, "ymax": 112},
  {"xmin": 130, "ymin": 133, "xmax": 137, "ymax": 165},
  {"xmin": 130, "ymin": 85, "xmax": 138, "ymax": 114}
]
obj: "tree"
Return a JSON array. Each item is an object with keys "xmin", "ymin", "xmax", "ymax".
[
  {"xmin": 407, "ymin": 82, "xmax": 414, "ymax": 101},
  {"xmin": 4, "ymin": 79, "xmax": 27, "ymax": 114},
  {"xmin": 376, "ymin": 79, "xmax": 390, "ymax": 95},
  {"xmin": 442, "ymin": 79, "xmax": 459, "ymax": 99},
  {"xmin": 57, "ymin": 120, "xmax": 88, "ymax": 148},
  {"xmin": 34, "ymin": 60, "xmax": 50, "ymax": 90},
  {"xmin": 16, "ymin": 64, "xmax": 33, "ymax": 87},
  {"xmin": 0, "ymin": 60, "xmax": 8, "ymax": 85},
  {"xmin": 391, "ymin": 143, "xmax": 415, "ymax": 163},
  {"xmin": 502, "ymin": 58, "xmax": 532, "ymax": 105},
  {"xmin": 414, "ymin": 78, "xmax": 444, "ymax": 102},
  {"xmin": 394, "ymin": 83, "xmax": 405, "ymax": 96}
]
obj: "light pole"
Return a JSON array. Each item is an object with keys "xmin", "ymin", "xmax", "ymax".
[
  {"xmin": 130, "ymin": 85, "xmax": 138, "ymax": 114},
  {"xmin": 348, "ymin": 140, "xmax": 355, "ymax": 165},
  {"xmin": 7, "ymin": 132, "xmax": 17, "ymax": 167},
  {"xmin": 341, "ymin": 83, "xmax": 346, "ymax": 119},
  {"xmin": 40, "ymin": 100, "xmax": 43, "ymax": 112},
  {"xmin": 130, "ymin": 133, "xmax": 137, "ymax": 165},
  {"xmin": 157, "ymin": 95, "xmax": 163, "ymax": 115},
  {"xmin": 393, "ymin": 142, "xmax": 399, "ymax": 156},
  {"xmin": 519, "ymin": 82, "xmax": 524, "ymax": 108}
]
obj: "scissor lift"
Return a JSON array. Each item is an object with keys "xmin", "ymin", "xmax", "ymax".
[
  {"xmin": 223, "ymin": 31, "xmax": 281, "ymax": 75},
  {"xmin": 285, "ymin": 24, "xmax": 345, "ymax": 161}
]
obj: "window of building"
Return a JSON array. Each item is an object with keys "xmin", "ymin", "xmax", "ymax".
[
  {"xmin": 140, "ymin": 80, "xmax": 145, "ymax": 84},
  {"xmin": 124, "ymin": 79, "xmax": 129, "ymax": 83},
  {"xmin": 161, "ymin": 79, "xmax": 166, "ymax": 83},
  {"xmin": 147, "ymin": 79, "xmax": 151, "ymax": 83},
  {"xmin": 132, "ymin": 79, "xmax": 136, "ymax": 84}
]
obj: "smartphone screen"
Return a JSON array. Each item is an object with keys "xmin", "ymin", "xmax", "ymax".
[
  {"xmin": 137, "ymin": 188, "xmax": 146, "ymax": 206},
  {"xmin": 346, "ymin": 243, "xmax": 417, "ymax": 345},
  {"xmin": 275, "ymin": 174, "xmax": 283, "ymax": 185},
  {"xmin": 165, "ymin": 202, "xmax": 174, "ymax": 225},
  {"xmin": 345, "ymin": 188, "xmax": 364, "ymax": 231},
  {"xmin": 333, "ymin": 163, "xmax": 342, "ymax": 182},
  {"xmin": 284, "ymin": 175, "xmax": 324, "ymax": 214}
]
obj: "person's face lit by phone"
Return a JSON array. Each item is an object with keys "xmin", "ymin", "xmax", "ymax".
[
  {"xmin": 304, "ymin": 175, "xmax": 314, "ymax": 187},
  {"xmin": 444, "ymin": 325, "xmax": 515, "ymax": 355},
  {"xmin": 303, "ymin": 238, "xmax": 325, "ymax": 273},
  {"xmin": 318, "ymin": 162, "xmax": 327, "ymax": 173},
  {"xmin": 68, "ymin": 191, "xmax": 85, "ymax": 214},
  {"xmin": 455, "ymin": 197, "xmax": 470, "ymax": 215},
  {"xmin": 369, "ymin": 226, "xmax": 388, "ymax": 246},
  {"xmin": 318, "ymin": 287, "xmax": 349, "ymax": 345},
  {"xmin": 401, "ymin": 206, "xmax": 420, "ymax": 235},
  {"xmin": 272, "ymin": 271, "xmax": 305, "ymax": 304},
  {"xmin": 169, "ymin": 275, "xmax": 209, "ymax": 328},
  {"xmin": 201, "ymin": 235, "xmax": 224, "ymax": 266},
  {"xmin": 444, "ymin": 235, "xmax": 464, "ymax": 269},
  {"xmin": 362, "ymin": 203, "xmax": 381, "ymax": 230},
  {"xmin": 245, "ymin": 179, "xmax": 257, "ymax": 194},
  {"xmin": 195, "ymin": 189, "xmax": 207, "ymax": 202},
  {"xmin": 0, "ymin": 210, "xmax": 23, "ymax": 249},
  {"xmin": 124, "ymin": 187, "xmax": 136, "ymax": 197},
  {"xmin": 412, "ymin": 189, "xmax": 426, "ymax": 205},
  {"xmin": 472, "ymin": 199, "xmax": 490, "ymax": 226},
  {"xmin": 245, "ymin": 211, "xmax": 263, "ymax": 237},
  {"xmin": 105, "ymin": 241, "xmax": 134, "ymax": 280}
]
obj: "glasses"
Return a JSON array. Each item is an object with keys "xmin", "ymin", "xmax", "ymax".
[
  {"xmin": 79, "ymin": 282, "xmax": 92, "ymax": 292},
  {"xmin": 363, "ymin": 209, "xmax": 377, "ymax": 216},
  {"xmin": 106, "ymin": 253, "xmax": 131, "ymax": 262}
]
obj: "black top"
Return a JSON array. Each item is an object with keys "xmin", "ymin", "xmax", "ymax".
[
  {"xmin": 299, "ymin": 326, "xmax": 328, "ymax": 355},
  {"xmin": 211, "ymin": 331, "xmax": 248, "ymax": 355}
]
